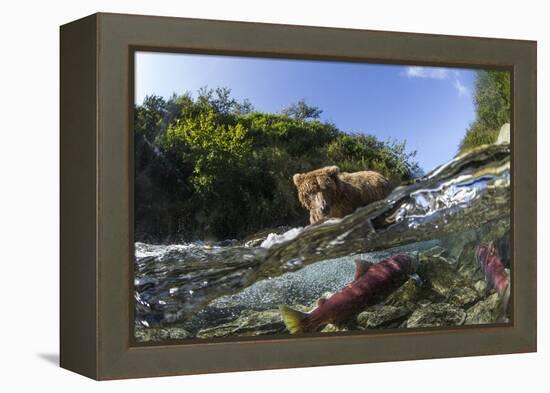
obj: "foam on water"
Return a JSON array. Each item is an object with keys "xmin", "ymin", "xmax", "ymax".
[
  {"xmin": 135, "ymin": 242, "xmax": 207, "ymax": 259},
  {"xmin": 260, "ymin": 227, "xmax": 304, "ymax": 249}
]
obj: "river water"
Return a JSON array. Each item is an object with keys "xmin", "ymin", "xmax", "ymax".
[{"xmin": 134, "ymin": 144, "xmax": 511, "ymax": 334}]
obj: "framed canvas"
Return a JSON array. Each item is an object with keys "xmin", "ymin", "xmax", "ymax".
[{"xmin": 60, "ymin": 12, "xmax": 537, "ymax": 380}]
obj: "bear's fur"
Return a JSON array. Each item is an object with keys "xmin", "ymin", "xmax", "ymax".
[{"xmin": 293, "ymin": 166, "xmax": 393, "ymax": 225}]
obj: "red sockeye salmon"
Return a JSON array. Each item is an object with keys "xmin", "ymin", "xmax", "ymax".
[
  {"xmin": 476, "ymin": 242, "xmax": 510, "ymax": 303},
  {"xmin": 279, "ymin": 253, "xmax": 418, "ymax": 334}
]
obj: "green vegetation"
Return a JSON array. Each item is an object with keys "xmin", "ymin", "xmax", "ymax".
[
  {"xmin": 135, "ymin": 88, "xmax": 419, "ymax": 242},
  {"xmin": 459, "ymin": 70, "xmax": 511, "ymax": 154}
]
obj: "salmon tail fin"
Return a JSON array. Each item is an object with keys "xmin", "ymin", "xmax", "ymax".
[{"xmin": 278, "ymin": 305, "xmax": 309, "ymax": 334}]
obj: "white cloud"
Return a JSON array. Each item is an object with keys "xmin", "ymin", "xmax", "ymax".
[
  {"xmin": 402, "ymin": 66, "xmax": 469, "ymax": 98},
  {"xmin": 403, "ymin": 66, "xmax": 450, "ymax": 80},
  {"xmin": 453, "ymin": 78, "xmax": 469, "ymax": 97}
]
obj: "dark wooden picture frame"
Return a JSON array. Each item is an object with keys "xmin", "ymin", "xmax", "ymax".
[{"xmin": 60, "ymin": 12, "xmax": 537, "ymax": 380}]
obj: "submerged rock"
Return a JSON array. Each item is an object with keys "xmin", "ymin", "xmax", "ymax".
[
  {"xmin": 196, "ymin": 309, "xmax": 287, "ymax": 338},
  {"xmin": 418, "ymin": 255, "xmax": 459, "ymax": 290},
  {"xmin": 495, "ymin": 123, "xmax": 510, "ymax": 145},
  {"xmin": 465, "ymin": 293, "xmax": 503, "ymax": 324},
  {"xmin": 439, "ymin": 229, "xmax": 479, "ymax": 261},
  {"xmin": 448, "ymin": 286, "xmax": 479, "ymax": 307},
  {"xmin": 418, "ymin": 256, "xmax": 479, "ymax": 307},
  {"xmin": 135, "ymin": 326, "xmax": 192, "ymax": 342},
  {"xmin": 385, "ymin": 278, "xmax": 428, "ymax": 309},
  {"xmin": 473, "ymin": 280, "xmax": 489, "ymax": 295},
  {"xmin": 457, "ymin": 240, "xmax": 483, "ymax": 282},
  {"xmin": 405, "ymin": 303, "xmax": 466, "ymax": 328},
  {"xmin": 320, "ymin": 324, "xmax": 348, "ymax": 333},
  {"xmin": 357, "ymin": 306, "xmax": 411, "ymax": 329}
]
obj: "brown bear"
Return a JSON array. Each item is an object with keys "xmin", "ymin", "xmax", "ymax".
[{"xmin": 293, "ymin": 166, "xmax": 393, "ymax": 225}]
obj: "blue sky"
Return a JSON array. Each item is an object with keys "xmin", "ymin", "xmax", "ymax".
[{"xmin": 135, "ymin": 52, "xmax": 478, "ymax": 172}]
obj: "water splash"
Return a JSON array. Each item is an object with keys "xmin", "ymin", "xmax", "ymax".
[{"xmin": 260, "ymin": 227, "xmax": 304, "ymax": 248}]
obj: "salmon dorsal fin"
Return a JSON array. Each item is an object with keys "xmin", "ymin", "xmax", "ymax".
[
  {"xmin": 317, "ymin": 297, "xmax": 327, "ymax": 307},
  {"xmin": 354, "ymin": 259, "xmax": 373, "ymax": 280}
]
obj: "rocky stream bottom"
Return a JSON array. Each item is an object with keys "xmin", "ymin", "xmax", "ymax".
[{"xmin": 135, "ymin": 223, "xmax": 510, "ymax": 342}]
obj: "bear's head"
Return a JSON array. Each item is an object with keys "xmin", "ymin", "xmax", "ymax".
[{"xmin": 293, "ymin": 166, "xmax": 340, "ymax": 224}]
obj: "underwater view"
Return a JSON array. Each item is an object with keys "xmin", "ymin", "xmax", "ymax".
[{"xmin": 133, "ymin": 53, "xmax": 511, "ymax": 342}]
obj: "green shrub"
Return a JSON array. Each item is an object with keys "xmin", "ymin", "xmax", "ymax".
[
  {"xmin": 458, "ymin": 70, "xmax": 510, "ymax": 154},
  {"xmin": 134, "ymin": 88, "xmax": 420, "ymax": 242}
]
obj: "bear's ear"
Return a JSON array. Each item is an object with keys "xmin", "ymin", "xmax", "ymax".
[
  {"xmin": 326, "ymin": 166, "xmax": 340, "ymax": 177},
  {"xmin": 293, "ymin": 173, "xmax": 302, "ymax": 186}
]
